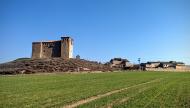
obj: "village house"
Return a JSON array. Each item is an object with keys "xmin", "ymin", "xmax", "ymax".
[
  {"xmin": 140, "ymin": 61, "xmax": 187, "ymax": 71},
  {"xmin": 109, "ymin": 58, "xmax": 133, "ymax": 69}
]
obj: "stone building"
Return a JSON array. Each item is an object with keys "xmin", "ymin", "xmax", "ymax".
[
  {"xmin": 109, "ymin": 58, "xmax": 133, "ymax": 69},
  {"xmin": 140, "ymin": 61, "xmax": 187, "ymax": 71},
  {"xmin": 32, "ymin": 37, "xmax": 73, "ymax": 59}
]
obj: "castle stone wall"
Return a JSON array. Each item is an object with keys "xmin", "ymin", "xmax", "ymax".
[
  {"xmin": 32, "ymin": 37, "xmax": 73, "ymax": 59},
  {"xmin": 61, "ymin": 37, "xmax": 73, "ymax": 59},
  {"xmin": 32, "ymin": 42, "xmax": 42, "ymax": 59},
  {"xmin": 41, "ymin": 41, "xmax": 61, "ymax": 58}
]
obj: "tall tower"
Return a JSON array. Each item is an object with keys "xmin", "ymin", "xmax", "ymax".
[{"xmin": 61, "ymin": 37, "xmax": 73, "ymax": 59}]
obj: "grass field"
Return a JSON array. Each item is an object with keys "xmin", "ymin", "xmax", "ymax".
[{"xmin": 0, "ymin": 71, "xmax": 190, "ymax": 108}]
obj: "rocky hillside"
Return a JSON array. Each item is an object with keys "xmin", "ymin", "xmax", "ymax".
[{"xmin": 0, "ymin": 58, "xmax": 112, "ymax": 74}]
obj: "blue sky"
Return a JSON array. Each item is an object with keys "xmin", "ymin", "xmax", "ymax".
[{"xmin": 0, "ymin": 0, "xmax": 190, "ymax": 64}]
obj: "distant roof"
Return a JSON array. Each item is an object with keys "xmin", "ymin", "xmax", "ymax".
[
  {"xmin": 147, "ymin": 61, "xmax": 161, "ymax": 64},
  {"xmin": 110, "ymin": 58, "xmax": 129, "ymax": 62},
  {"xmin": 146, "ymin": 61, "xmax": 184, "ymax": 64}
]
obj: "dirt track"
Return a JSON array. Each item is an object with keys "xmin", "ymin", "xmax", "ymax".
[{"xmin": 63, "ymin": 78, "xmax": 163, "ymax": 108}]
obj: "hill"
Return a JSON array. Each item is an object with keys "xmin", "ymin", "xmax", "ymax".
[{"xmin": 0, "ymin": 58, "xmax": 111, "ymax": 74}]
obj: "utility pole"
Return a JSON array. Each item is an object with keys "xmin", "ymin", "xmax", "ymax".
[{"xmin": 138, "ymin": 58, "xmax": 141, "ymax": 70}]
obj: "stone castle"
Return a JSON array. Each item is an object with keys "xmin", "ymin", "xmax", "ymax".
[{"xmin": 32, "ymin": 37, "xmax": 73, "ymax": 59}]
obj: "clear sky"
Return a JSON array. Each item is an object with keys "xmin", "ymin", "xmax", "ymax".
[{"xmin": 0, "ymin": 0, "xmax": 190, "ymax": 64}]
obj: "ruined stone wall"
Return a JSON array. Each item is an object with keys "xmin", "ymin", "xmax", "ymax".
[
  {"xmin": 32, "ymin": 42, "xmax": 42, "ymax": 59},
  {"xmin": 61, "ymin": 37, "xmax": 73, "ymax": 59}
]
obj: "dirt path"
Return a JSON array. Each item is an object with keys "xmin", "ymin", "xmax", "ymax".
[
  {"xmin": 106, "ymin": 84, "xmax": 152, "ymax": 108},
  {"xmin": 63, "ymin": 78, "xmax": 163, "ymax": 108}
]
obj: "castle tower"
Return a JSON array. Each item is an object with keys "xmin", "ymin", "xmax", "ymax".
[{"xmin": 61, "ymin": 37, "xmax": 73, "ymax": 59}]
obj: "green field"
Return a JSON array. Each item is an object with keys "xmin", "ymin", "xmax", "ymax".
[{"xmin": 0, "ymin": 72, "xmax": 190, "ymax": 108}]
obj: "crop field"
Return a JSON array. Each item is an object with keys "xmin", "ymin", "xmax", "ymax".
[{"xmin": 0, "ymin": 71, "xmax": 190, "ymax": 108}]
